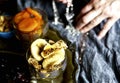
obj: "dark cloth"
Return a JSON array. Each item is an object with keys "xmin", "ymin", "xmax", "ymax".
[
  {"xmin": 74, "ymin": 1, "xmax": 120, "ymax": 83},
  {"xmin": 79, "ymin": 20, "xmax": 120, "ymax": 83}
]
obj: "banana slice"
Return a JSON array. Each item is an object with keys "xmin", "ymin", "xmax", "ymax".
[
  {"xmin": 31, "ymin": 38, "xmax": 48, "ymax": 61},
  {"xmin": 41, "ymin": 40, "xmax": 68, "ymax": 58},
  {"xmin": 42, "ymin": 48, "xmax": 65, "ymax": 70},
  {"xmin": 30, "ymin": 39, "xmax": 68, "ymax": 72},
  {"xmin": 52, "ymin": 40, "xmax": 68, "ymax": 49}
]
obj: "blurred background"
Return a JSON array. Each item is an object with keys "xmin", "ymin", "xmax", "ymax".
[{"xmin": 0, "ymin": 0, "xmax": 17, "ymax": 15}]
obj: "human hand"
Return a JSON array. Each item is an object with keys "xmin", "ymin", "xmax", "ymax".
[{"xmin": 76, "ymin": 0, "xmax": 120, "ymax": 39}]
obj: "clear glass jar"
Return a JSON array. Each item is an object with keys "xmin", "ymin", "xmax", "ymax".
[
  {"xmin": 26, "ymin": 47, "xmax": 67, "ymax": 83},
  {"xmin": 13, "ymin": 8, "xmax": 48, "ymax": 47}
]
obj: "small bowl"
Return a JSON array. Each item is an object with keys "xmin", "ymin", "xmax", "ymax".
[
  {"xmin": 0, "ymin": 15, "xmax": 14, "ymax": 39},
  {"xmin": 0, "ymin": 30, "xmax": 14, "ymax": 39}
]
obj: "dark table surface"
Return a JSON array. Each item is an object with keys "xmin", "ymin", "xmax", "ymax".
[{"xmin": 0, "ymin": 35, "xmax": 31, "ymax": 83}]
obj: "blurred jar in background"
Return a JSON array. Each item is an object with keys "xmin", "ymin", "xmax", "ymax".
[{"xmin": 13, "ymin": 7, "xmax": 48, "ymax": 48}]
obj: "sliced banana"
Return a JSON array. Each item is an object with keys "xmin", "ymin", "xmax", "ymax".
[
  {"xmin": 41, "ymin": 40, "xmax": 68, "ymax": 58},
  {"xmin": 52, "ymin": 40, "xmax": 68, "ymax": 49},
  {"xmin": 31, "ymin": 38, "xmax": 48, "ymax": 61},
  {"xmin": 42, "ymin": 48, "xmax": 65, "ymax": 70},
  {"xmin": 41, "ymin": 44, "xmax": 54, "ymax": 58},
  {"xmin": 30, "ymin": 38, "xmax": 68, "ymax": 72}
]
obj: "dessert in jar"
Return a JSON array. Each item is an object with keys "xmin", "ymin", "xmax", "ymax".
[
  {"xmin": 26, "ymin": 38, "xmax": 68, "ymax": 82},
  {"xmin": 13, "ymin": 7, "xmax": 48, "ymax": 44}
]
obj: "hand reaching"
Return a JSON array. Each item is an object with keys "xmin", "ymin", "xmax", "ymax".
[{"xmin": 76, "ymin": 0, "xmax": 120, "ymax": 39}]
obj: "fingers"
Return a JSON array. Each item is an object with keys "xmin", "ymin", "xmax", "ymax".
[
  {"xmin": 98, "ymin": 18, "xmax": 118, "ymax": 39},
  {"xmin": 77, "ymin": 0, "xmax": 105, "ymax": 18},
  {"xmin": 76, "ymin": 7, "xmax": 102, "ymax": 30},
  {"xmin": 75, "ymin": 0, "xmax": 120, "ymax": 40},
  {"xmin": 79, "ymin": 0, "xmax": 99, "ymax": 15},
  {"xmin": 80, "ymin": 14, "xmax": 106, "ymax": 33},
  {"xmin": 76, "ymin": 3, "xmax": 93, "ymax": 22},
  {"xmin": 76, "ymin": 0, "xmax": 106, "ymax": 30},
  {"xmin": 80, "ymin": 3, "xmax": 93, "ymax": 16}
]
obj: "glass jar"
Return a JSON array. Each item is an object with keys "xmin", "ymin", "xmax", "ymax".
[
  {"xmin": 13, "ymin": 8, "xmax": 48, "ymax": 48},
  {"xmin": 26, "ymin": 47, "xmax": 67, "ymax": 83}
]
